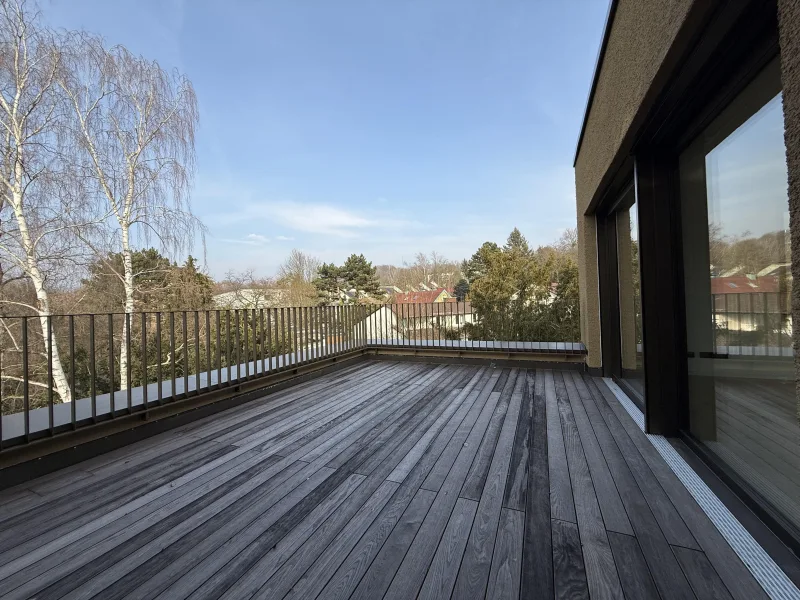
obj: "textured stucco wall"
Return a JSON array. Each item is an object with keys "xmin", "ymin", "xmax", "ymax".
[
  {"xmin": 574, "ymin": 0, "xmax": 693, "ymax": 368},
  {"xmin": 777, "ymin": 0, "xmax": 800, "ymax": 420}
]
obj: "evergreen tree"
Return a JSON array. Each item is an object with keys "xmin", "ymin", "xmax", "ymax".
[
  {"xmin": 454, "ymin": 278, "xmax": 470, "ymax": 302},
  {"xmin": 313, "ymin": 262, "xmax": 344, "ymax": 303},
  {"xmin": 341, "ymin": 254, "xmax": 382, "ymax": 297},
  {"xmin": 504, "ymin": 227, "xmax": 530, "ymax": 253},
  {"xmin": 461, "ymin": 242, "xmax": 500, "ymax": 284}
]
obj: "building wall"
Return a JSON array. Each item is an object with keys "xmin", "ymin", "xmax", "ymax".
[
  {"xmin": 574, "ymin": 0, "xmax": 693, "ymax": 368},
  {"xmin": 777, "ymin": 0, "xmax": 800, "ymax": 419}
]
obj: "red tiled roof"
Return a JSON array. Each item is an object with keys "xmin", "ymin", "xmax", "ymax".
[
  {"xmin": 394, "ymin": 288, "xmax": 449, "ymax": 303},
  {"xmin": 710, "ymin": 276, "xmax": 782, "ymax": 294}
]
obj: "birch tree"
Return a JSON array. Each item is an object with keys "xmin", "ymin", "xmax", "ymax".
[
  {"xmin": 0, "ymin": 0, "xmax": 72, "ymax": 402},
  {"xmin": 59, "ymin": 32, "xmax": 201, "ymax": 390}
]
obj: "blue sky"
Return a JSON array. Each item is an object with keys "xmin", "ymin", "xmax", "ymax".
[{"xmin": 44, "ymin": 0, "xmax": 609, "ymax": 279}]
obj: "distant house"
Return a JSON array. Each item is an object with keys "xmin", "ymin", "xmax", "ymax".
[
  {"xmin": 213, "ymin": 288, "xmax": 287, "ymax": 309},
  {"xmin": 358, "ymin": 302, "xmax": 474, "ymax": 340},
  {"xmin": 394, "ymin": 287, "xmax": 452, "ymax": 304}
]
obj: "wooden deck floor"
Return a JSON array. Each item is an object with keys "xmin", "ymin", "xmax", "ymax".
[{"xmin": 0, "ymin": 360, "xmax": 770, "ymax": 600}]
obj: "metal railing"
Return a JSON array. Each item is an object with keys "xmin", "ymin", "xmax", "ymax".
[{"xmin": 0, "ymin": 302, "xmax": 583, "ymax": 450}]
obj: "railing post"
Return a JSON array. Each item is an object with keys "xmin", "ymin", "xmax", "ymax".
[
  {"xmin": 89, "ymin": 314, "xmax": 96, "ymax": 421},
  {"xmin": 156, "ymin": 312, "xmax": 163, "ymax": 403},
  {"xmin": 126, "ymin": 313, "xmax": 132, "ymax": 413},
  {"xmin": 108, "ymin": 314, "xmax": 114, "ymax": 416},
  {"xmin": 47, "ymin": 316, "xmax": 54, "ymax": 434},
  {"xmin": 22, "ymin": 316, "xmax": 29, "ymax": 441}
]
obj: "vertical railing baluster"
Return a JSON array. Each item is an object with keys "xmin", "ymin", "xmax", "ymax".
[
  {"xmin": 182, "ymin": 311, "xmax": 189, "ymax": 396},
  {"xmin": 293, "ymin": 307, "xmax": 299, "ymax": 366},
  {"xmin": 265, "ymin": 308, "xmax": 273, "ymax": 373},
  {"xmin": 281, "ymin": 308, "xmax": 287, "ymax": 369},
  {"xmin": 252, "ymin": 308, "xmax": 258, "ymax": 375},
  {"xmin": 126, "ymin": 313, "xmax": 132, "ymax": 413},
  {"xmin": 70, "ymin": 315, "xmax": 76, "ymax": 428},
  {"xmin": 235, "ymin": 310, "xmax": 241, "ymax": 382},
  {"xmin": 141, "ymin": 313, "xmax": 148, "ymax": 411},
  {"xmin": 169, "ymin": 312, "xmax": 176, "ymax": 400},
  {"xmin": 108, "ymin": 314, "xmax": 114, "ymax": 416},
  {"xmin": 215, "ymin": 311, "xmax": 222, "ymax": 389},
  {"xmin": 156, "ymin": 312, "xmax": 163, "ymax": 403},
  {"xmin": 194, "ymin": 311, "xmax": 201, "ymax": 394},
  {"xmin": 22, "ymin": 317, "xmax": 29, "ymax": 441},
  {"xmin": 297, "ymin": 306, "xmax": 303, "ymax": 364},
  {"xmin": 205, "ymin": 311, "xmax": 212, "ymax": 391},
  {"xmin": 89, "ymin": 314, "xmax": 96, "ymax": 421},
  {"xmin": 47, "ymin": 316, "xmax": 54, "ymax": 434},
  {"xmin": 243, "ymin": 309, "xmax": 249, "ymax": 380},
  {"xmin": 226, "ymin": 310, "xmax": 232, "ymax": 385},
  {"xmin": 259, "ymin": 309, "xmax": 265, "ymax": 375}
]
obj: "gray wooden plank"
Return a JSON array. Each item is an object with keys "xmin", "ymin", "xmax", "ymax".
[
  {"xmin": 318, "ymin": 487, "xmax": 437, "ymax": 600},
  {"xmin": 0, "ymin": 448, "xmax": 270, "ymax": 597},
  {"xmin": 589, "ymin": 375, "xmax": 770, "ymax": 600},
  {"xmin": 672, "ymin": 546, "xmax": 734, "ymax": 600},
  {"xmin": 552, "ymin": 518, "xmax": 589, "ymax": 600},
  {"xmin": 382, "ymin": 370, "xmax": 504, "ymax": 600},
  {"xmin": 564, "ymin": 372, "xmax": 633, "ymax": 535},
  {"xmin": 302, "ymin": 370, "xmax": 480, "ymax": 600},
  {"xmin": 545, "ymin": 370, "xmax": 577, "ymax": 524},
  {"xmin": 460, "ymin": 369, "xmax": 519, "ymax": 501},
  {"xmin": 452, "ymin": 373, "xmax": 525, "ymax": 599},
  {"xmin": 349, "ymin": 372, "xmax": 497, "ymax": 600},
  {"xmin": 522, "ymin": 369, "xmax": 554, "ymax": 600},
  {"xmin": 486, "ymin": 507, "xmax": 524, "ymax": 600},
  {"xmin": 575, "ymin": 375, "xmax": 696, "ymax": 600},
  {"xmin": 348, "ymin": 489, "xmax": 436, "ymax": 600},
  {"xmin": 0, "ymin": 441, "xmax": 236, "ymax": 563},
  {"xmin": 225, "ymin": 369, "xmax": 485, "ymax": 600},
  {"xmin": 246, "ymin": 480, "xmax": 399, "ymax": 600},
  {"xmin": 139, "ymin": 474, "xmax": 366, "ymax": 600},
  {"xmin": 279, "ymin": 480, "xmax": 402, "ymax": 599},
  {"xmin": 418, "ymin": 497, "xmax": 478, "ymax": 600},
  {"xmin": 21, "ymin": 456, "xmax": 306, "ymax": 600},
  {"xmin": 386, "ymin": 369, "xmax": 485, "ymax": 484},
  {"xmin": 607, "ymin": 531, "xmax": 660, "ymax": 600},
  {"xmin": 580, "ymin": 376, "xmax": 700, "ymax": 550},
  {"xmin": 555, "ymin": 372, "xmax": 624, "ymax": 600},
  {"xmin": 421, "ymin": 370, "xmax": 502, "ymax": 491},
  {"xmin": 503, "ymin": 370, "xmax": 532, "ymax": 511}
]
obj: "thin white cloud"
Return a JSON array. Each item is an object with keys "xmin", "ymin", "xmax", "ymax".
[
  {"xmin": 218, "ymin": 233, "xmax": 269, "ymax": 246},
  {"xmin": 276, "ymin": 235, "xmax": 295, "ymax": 241},
  {"xmin": 246, "ymin": 233, "xmax": 269, "ymax": 244},
  {"xmin": 211, "ymin": 201, "xmax": 424, "ymax": 238}
]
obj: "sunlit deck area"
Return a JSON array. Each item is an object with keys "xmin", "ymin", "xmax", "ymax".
[{"xmin": 0, "ymin": 360, "xmax": 776, "ymax": 599}]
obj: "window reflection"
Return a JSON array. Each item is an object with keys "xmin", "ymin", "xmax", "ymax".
[
  {"xmin": 617, "ymin": 186, "xmax": 644, "ymax": 399},
  {"xmin": 680, "ymin": 59, "xmax": 800, "ymax": 531}
]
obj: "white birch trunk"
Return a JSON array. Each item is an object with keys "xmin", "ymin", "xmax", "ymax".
[
  {"xmin": 118, "ymin": 224, "xmax": 135, "ymax": 389},
  {"xmin": 10, "ymin": 163, "xmax": 72, "ymax": 403}
]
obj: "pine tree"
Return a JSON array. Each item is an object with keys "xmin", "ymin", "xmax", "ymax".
[
  {"xmin": 454, "ymin": 278, "xmax": 470, "ymax": 302},
  {"xmin": 313, "ymin": 263, "xmax": 344, "ymax": 303},
  {"xmin": 504, "ymin": 227, "xmax": 530, "ymax": 253},
  {"xmin": 341, "ymin": 254, "xmax": 382, "ymax": 297}
]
